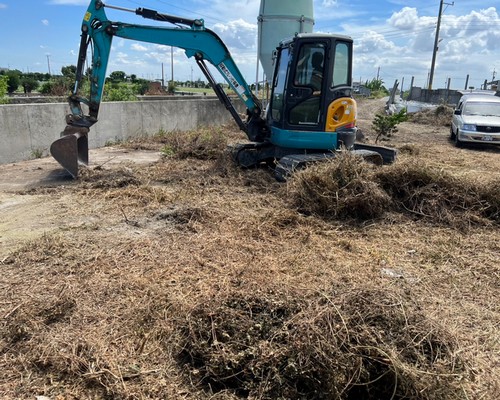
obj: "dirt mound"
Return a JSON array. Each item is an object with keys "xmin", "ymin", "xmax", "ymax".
[{"xmin": 409, "ymin": 105, "xmax": 453, "ymax": 127}]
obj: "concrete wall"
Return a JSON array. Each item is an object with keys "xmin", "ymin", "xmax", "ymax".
[
  {"xmin": 0, "ymin": 97, "xmax": 243, "ymax": 164},
  {"xmin": 407, "ymin": 87, "xmax": 462, "ymax": 106}
]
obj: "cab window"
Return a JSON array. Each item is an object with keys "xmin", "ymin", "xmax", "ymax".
[
  {"xmin": 294, "ymin": 43, "xmax": 326, "ymax": 90},
  {"xmin": 331, "ymin": 42, "xmax": 349, "ymax": 88},
  {"xmin": 271, "ymin": 47, "xmax": 290, "ymax": 122}
]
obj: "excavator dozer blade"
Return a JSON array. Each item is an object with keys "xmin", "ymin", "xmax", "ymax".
[{"xmin": 50, "ymin": 126, "xmax": 89, "ymax": 179}]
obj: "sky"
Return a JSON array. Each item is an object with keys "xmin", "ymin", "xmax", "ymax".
[{"xmin": 0, "ymin": 0, "xmax": 498, "ymax": 91}]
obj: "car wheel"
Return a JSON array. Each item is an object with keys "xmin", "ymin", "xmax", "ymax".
[
  {"xmin": 454, "ymin": 129, "xmax": 463, "ymax": 148},
  {"xmin": 450, "ymin": 126, "xmax": 456, "ymax": 141}
]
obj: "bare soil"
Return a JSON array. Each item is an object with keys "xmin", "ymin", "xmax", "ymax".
[{"xmin": 0, "ymin": 98, "xmax": 499, "ymax": 399}]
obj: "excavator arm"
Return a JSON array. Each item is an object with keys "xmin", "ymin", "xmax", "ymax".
[{"xmin": 51, "ymin": 0, "xmax": 267, "ymax": 178}]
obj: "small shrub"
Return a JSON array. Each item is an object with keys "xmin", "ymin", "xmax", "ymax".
[
  {"xmin": 0, "ymin": 75, "xmax": 9, "ymax": 104},
  {"xmin": 31, "ymin": 148, "xmax": 44, "ymax": 159},
  {"xmin": 39, "ymin": 78, "xmax": 70, "ymax": 96},
  {"xmin": 103, "ymin": 82, "xmax": 137, "ymax": 102},
  {"xmin": 372, "ymin": 108, "xmax": 408, "ymax": 143}
]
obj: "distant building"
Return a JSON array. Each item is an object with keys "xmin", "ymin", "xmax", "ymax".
[
  {"xmin": 486, "ymin": 80, "xmax": 499, "ymax": 91},
  {"xmin": 352, "ymin": 81, "xmax": 371, "ymax": 97}
]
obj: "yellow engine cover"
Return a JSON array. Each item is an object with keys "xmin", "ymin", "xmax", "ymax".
[{"xmin": 325, "ymin": 97, "xmax": 357, "ymax": 132}]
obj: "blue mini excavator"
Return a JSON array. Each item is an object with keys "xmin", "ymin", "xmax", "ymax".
[{"xmin": 50, "ymin": 0, "xmax": 396, "ymax": 179}]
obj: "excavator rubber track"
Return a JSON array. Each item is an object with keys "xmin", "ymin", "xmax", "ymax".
[{"xmin": 274, "ymin": 145, "xmax": 397, "ymax": 181}]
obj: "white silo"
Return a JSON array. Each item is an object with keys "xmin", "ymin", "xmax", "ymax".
[{"xmin": 257, "ymin": 0, "xmax": 314, "ymax": 84}]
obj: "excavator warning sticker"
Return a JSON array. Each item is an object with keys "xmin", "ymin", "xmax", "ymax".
[
  {"xmin": 84, "ymin": 12, "xmax": 92, "ymax": 22},
  {"xmin": 219, "ymin": 62, "xmax": 245, "ymax": 99}
]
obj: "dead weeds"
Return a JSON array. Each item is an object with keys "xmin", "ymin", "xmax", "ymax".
[
  {"xmin": 178, "ymin": 286, "xmax": 465, "ymax": 399},
  {"xmin": 287, "ymin": 152, "xmax": 499, "ymax": 227}
]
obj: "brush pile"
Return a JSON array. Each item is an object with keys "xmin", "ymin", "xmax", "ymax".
[
  {"xmin": 288, "ymin": 152, "xmax": 499, "ymax": 226},
  {"xmin": 179, "ymin": 286, "xmax": 464, "ymax": 399}
]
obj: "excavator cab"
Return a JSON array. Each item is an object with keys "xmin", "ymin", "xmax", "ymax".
[{"xmin": 269, "ymin": 34, "xmax": 357, "ymax": 150}]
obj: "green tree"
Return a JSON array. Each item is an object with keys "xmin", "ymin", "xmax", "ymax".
[
  {"xmin": 108, "ymin": 70, "xmax": 127, "ymax": 83},
  {"xmin": 61, "ymin": 65, "xmax": 77, "ymax": 80},
  {"xmin": 21, "ymin": 76, "xmax": 39, "ymax": 93},
  {"xmin": 133, "ymin": 79, "xmax": 150, "ymax": 95},
  {"xmin": 365, "ymin": 78, "xmax": 389, "ymax": 98},
  {"xmin": 6, "ymin": 70, "xmax": 21, "ymax": 93}
]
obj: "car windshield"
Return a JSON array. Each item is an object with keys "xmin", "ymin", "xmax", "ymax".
[{"xmin": 463, "ymin": 102, "xmax": 500, "ymax": 117}]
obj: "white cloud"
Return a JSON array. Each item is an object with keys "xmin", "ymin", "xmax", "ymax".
[
  {"xmin": 322, "ymin": 0, "xmax": 338, "ymax": 7},
  {"xmin": 196, "ymin": 0, "xmax": 260, "ymax": 26},
  {"xmin": 0, "ymin": 4, "xmax": 7, "ymax": 9},
  {"xmin": 42, "ymin": 19, "xmax": 50, "ymax": 26},
  {"xmin": 212, "ymin": 19, "xmax": 257, "ymax": 51},
  {"xmin": 388, "ymin": 7, "xmax": 419, "ymax": 30},
  {"xmin": 330, "ymin": 4, "xmax": 497, "ymax": 89},
  {"xmin": 131, "ymin": 44, "xmax": 148, "ymax": 52},
  {"xmin": 355, "ymin": 31, "xmax": 397, "ymax": 54}
]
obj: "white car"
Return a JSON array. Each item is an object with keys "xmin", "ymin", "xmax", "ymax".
[{"xmin": 451, "ymin": 94, "xmax": 500, "ymax": 147}]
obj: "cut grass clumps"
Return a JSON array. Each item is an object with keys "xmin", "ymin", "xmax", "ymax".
[
  {"xmin": 287, "ymin": 154, "xmax": 499, "ymax": 226},
  {"xmin": 375, "ymin": 160, "xmax": 500, "ymax": 225},
  {"xmin": 78, "ymin": 167, "xmax": 142, "ymax": 189},
  {"xmin": 177, "ymin": 286, "xmax": 466, "ymax": 399},
  {"xmin": 161, "ymin": 127, "xmax": 228, "ymax": 160},
  {"xmin": 287, "ymin": 153, "xmax": 391, "ymax": 221}
]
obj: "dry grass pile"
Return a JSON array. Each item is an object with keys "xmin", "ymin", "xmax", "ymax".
[
  {"xmin": 179, "ymin": 286, "xmax": 465, "ymax": 399},
  {"xmin": 375, "ymin": 160, "xmax": 500, "ymax": 225},
  {"xmin": 78, "ymin": 166, "xmax": 143, "ymax": 189},
  {"xmin": 287, "ymin": 153, "xmax": 390, "ymax": 220},
  {"xmin": 122, "ymin": 127, "xmax": 230, "ymax": 158},
  {"xmin": 408, "ymin": 105, "xmax": 453, "ymax": 127},
  {"xmin": 287, "ymin": 154, "xmax": 499, "ymax": 226}
]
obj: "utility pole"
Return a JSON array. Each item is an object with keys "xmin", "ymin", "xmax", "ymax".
[
  {"xmin": 161, "ymin": 63, "xmax": 165, "ymax": 88},
  {"xmin": 429, "ymin": 0, "xmax": 454, "ymax": 90},
  {"xmin": 170, "ymin": 46, "xmax": 174, "ymax": 85},
  {"xmin": 46, "ymin": 55, "xmax": 51, "ymax": 75}
]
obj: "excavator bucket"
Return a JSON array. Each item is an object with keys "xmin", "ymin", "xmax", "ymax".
[{"xmin": 50, "ymin": 125, "xmax": 89, "ymax": 179}]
